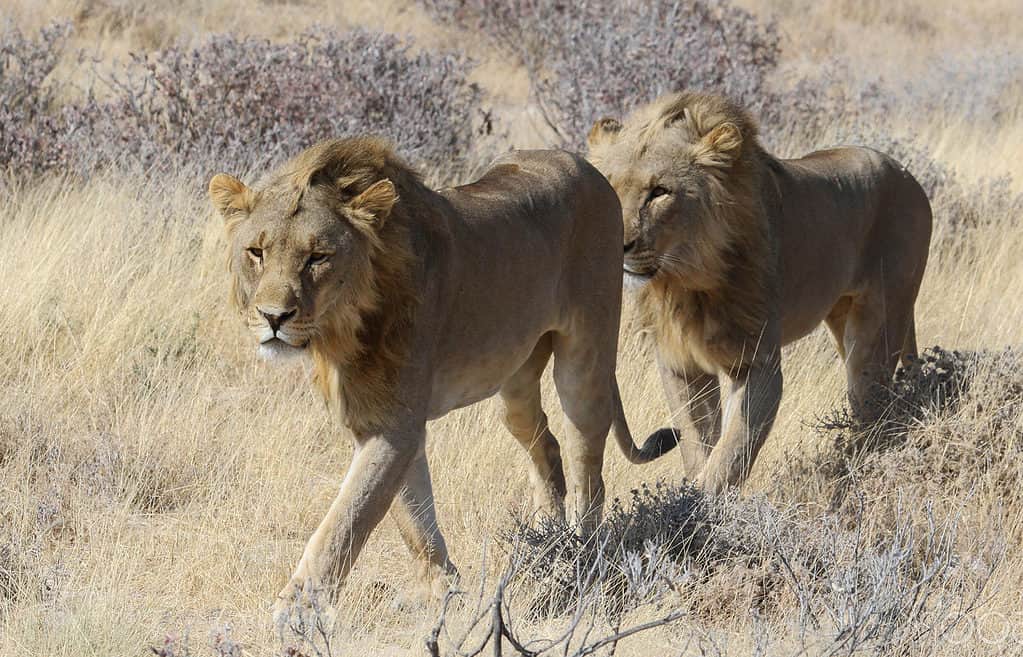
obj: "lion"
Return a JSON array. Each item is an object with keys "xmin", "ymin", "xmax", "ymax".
[
  {"xmin": 208, "ymin": 137, "xmax": 673, "ymax": 615},
  {"xmin": 587, "ymin": 91, "xmax": 933, "ymax": 493}
]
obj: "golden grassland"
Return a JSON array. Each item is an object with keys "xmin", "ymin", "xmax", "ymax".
[{"xmin": 1, "ymin": 1, "xmax": 1022, "ymax": 655}]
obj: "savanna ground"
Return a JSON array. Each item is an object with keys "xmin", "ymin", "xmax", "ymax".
[{"xmin": 1, "ymin": 1, "xmax": 1022, "ymax": 655}]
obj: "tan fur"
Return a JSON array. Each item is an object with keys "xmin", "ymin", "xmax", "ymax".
[
  {"xmin": 210, "ymin": 137, "xmax": 669, "ymax": 618},
  {"xmin": 212, "ymin": 138, "xmax": 418, "ymax": 437},
  {"xmin": 589, "ymin": 91, "xmax": 933, "ymax": 492}
]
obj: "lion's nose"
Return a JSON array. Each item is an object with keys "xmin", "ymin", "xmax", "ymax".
[
  {"xmin": 259, "ymin": 308, "xmax": 297, "ymax": 333},
  {"xmin": 623, "ymin": 240, "xmax": 637, "ymax": 254}
]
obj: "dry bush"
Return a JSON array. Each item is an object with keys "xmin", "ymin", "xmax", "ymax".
[
  {"xmin": 417, "ymin": 0, "xmax": 780, "ymax": 148},
  {"xmin": 0, "ymin": 22, "xmax": 73, "ymax": 175},
  {"xmin": 1, "ymin": 23, "xmax": 489, "ymax": 184},
  {"xmin": 775, "ymin": 47, "xmax": 1023, "ymax": 142},
  {"xmin": 416, "ymin": 480, "xmax": 1000, "ymax": 656},
  {"xmin": 770, "ymin": 345, "xmax": 1023, "ymax": 557},
  {"xmin": 816, "ymin": 347, "xmax": 976, "ymax": 453}
]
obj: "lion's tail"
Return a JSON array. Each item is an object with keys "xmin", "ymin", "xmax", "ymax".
[{"xmin": 611, "ymin": 379, "xmax": 680, "ymax": 464}]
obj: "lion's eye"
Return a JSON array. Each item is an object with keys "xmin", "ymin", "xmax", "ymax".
[
  {"xmin": 647, "ymin": 186, "xmax": 670, "ymax": 203},
  {"xmin": 306, "ymin": 253, "xmax": 330, "ymax": 268},
  {"xmin": 247, "ymin": 247, "xmax": 263, "ymax": 261}
]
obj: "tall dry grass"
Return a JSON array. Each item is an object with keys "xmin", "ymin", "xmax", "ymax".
[{"xmin": 1, "ymin": 0, "xmax": 1022, "ymax": 655}]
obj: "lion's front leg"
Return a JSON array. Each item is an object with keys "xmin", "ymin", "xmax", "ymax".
[
  {"xmin": 694, "ymin": 359, "xmax": 782, "ymax": 494},
  {"xmin": 657, "ymin": 361, "xmax": 722, "ymax": 478},
  {"xmin": 273, "ymin": 427, "xmax": 421, "ymax": 623},
  {"xmin": 390, "ymin": 447, "xmax": 459, "ymax": 601}
]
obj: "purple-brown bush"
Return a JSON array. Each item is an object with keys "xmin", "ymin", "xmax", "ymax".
[
  {"xmin": 417, "ymin": 0, "xmax": 781, "ymax": 148},
  {"xmin": 0, "ymin": 22, "xmax": 73, "ymax": 176},
  {"xmin": 1, "ymin": 24, "xmax": 489, "ymax": 182}
]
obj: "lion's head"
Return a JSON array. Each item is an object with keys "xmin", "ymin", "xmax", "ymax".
[
  {"xmin": 587, "ymin": 92, "xmax": 764, "ymax": 292},
  {"xmin": 209, "ymin": 137, "xmax": 415, "ymax": 365}
]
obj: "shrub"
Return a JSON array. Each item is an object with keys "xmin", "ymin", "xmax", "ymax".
[
  {"xmin": 814, "ymin": 346, "xmax": 974, "ymax": 455},
  {"xmin": 473, "ymin": 480, "xmax": 998, "ymax": 656},
  {"xmin": 0, "ymin": 22, "xmax": 73, "ymax": 175},
  {"xmin": 815, "ymin": 346, "xmax": 1023, "ymax": 457},
  {"xmin": 2, "ymin": 24, "xmax": 490, "ymax": 184},
  {"xmin": 69, "ymin": 28, "xmax": 489, "ymax": 180},
  {"xmin": 417, "ymin": 0, "xmax": 780, "ymax": 148},
  {"xmin": 777, "ymin": 346, "xmax": 1023, "ymax": 542}
]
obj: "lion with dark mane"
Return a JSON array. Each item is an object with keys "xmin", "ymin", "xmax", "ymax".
[
  {"xmin": 209, "ymin": 137, "xmax": 670, "ymax": 617},
  {"xmin": 588, "ymin": 91, "xmax": 933, "ymax": 493}
]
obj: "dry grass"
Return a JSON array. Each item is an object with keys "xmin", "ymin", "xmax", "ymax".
[{"xmin": 1, "ymin": 0, "xmax": 1022, "ymax": 655}]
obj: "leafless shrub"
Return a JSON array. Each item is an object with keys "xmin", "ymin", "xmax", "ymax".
[
  {"xmin": 507, "ymin": 482, "xmax": 730, "ymax": 617},
  {"xmin": 428, "ymin": 481, "xmax": 1000, "ymax": 656},
  {"xmin": 418, "ymin": 0, "xmax": 780, "ymax": 148},
  {"xmin": 150, "ymin": 625, "xmax": 241, "ymax": 657},
  {"xmin": 0, "ymin": 21, "xmax": 74, "ymax": 175},
  {"xmin": 781, "ymin": 502, "xmax": 999, "ymax": 656},
  {"xmin": 426, "ymin": 548, "xmax": 687, "ymax": 657},
  {"xmin": 2, "ymin": 24, "xmax": 490, "ymax": 185},
  {"xmin": 896, "ymin": 48, "xmax": 1023, "ymax": 127},
  {"xmin": 67, "ymin": 28, "xmax": 488, "ymax": 180},
  {"xmin": 816, "ymin": 346, "xmax": 1023, "ymax": 466},
  {"xmin": 816, "ymin": 346, "xmax": 975, "ymax": 456},
  {"xmin": 869, "ymin": 347, "xmax": 1023, "ymax": 497},
  {"xmin": 778, "ymin": 345, "xmax": 1023, "ymax": 542},
  {"xmin": 274, "ymin": 585, "xmax": 339, "ymax": 657},
  {"xmin": 773, "ymin": 44, "xmax": 1023, "ymax": 144}
]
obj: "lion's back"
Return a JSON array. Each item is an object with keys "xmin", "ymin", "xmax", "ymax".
[
  {"xmin": 451, "ymin": 150, "xmax": 619, "ymax": 222},
  {"xmin": 442, "ymin": 150, "xmax": 622, "ymax": 255},
  {"xmin": 776, "ymin": 145, "xmax": 932, "ymax": 250}
]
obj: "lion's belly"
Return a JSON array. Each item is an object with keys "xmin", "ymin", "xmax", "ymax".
[
  {"xmin": 425, "ymin": 343, "xmax": 541, "ymax": 419},
  {"xmin": 779, "ymin": 305, "xmax": 835, "ymax": 346},
  {"xmin": 427, "ymin": 385, "xmax": 501, "ymax": 419}
]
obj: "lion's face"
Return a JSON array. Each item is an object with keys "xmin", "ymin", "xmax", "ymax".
[
  {"xmin": 209, "ymin": 173, "xmax": 397, "ymax": 360},
  {"xmin": 587, "ymin": 112, "xmax": 745, "ymax": 291}
]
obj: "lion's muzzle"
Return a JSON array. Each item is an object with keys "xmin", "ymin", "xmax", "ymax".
[{"xmin": 252, "ymin": 305, "xmax": 309, "ymax": 360}]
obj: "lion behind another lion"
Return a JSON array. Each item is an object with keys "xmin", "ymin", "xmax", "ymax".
[{"xmin": 588, "ymin": 91, "xmax": 933, "ymax": 493}]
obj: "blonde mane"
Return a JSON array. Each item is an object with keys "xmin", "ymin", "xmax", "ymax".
[
  {"xmin": 254, "ymin": 138, "xmax": 425, "ymax": 436},
  {"xmin": 616, "ymin": 92, "xmax": 778, "ymax": 372}
]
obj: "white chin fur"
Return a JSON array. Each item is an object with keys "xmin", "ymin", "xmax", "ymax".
[
  {"xmin": 623, "ymin": 271, "xmax": 652, "ymax": 291},
  {"xmin": 257, "ymin": 340, "xmax": 306, "ymax": 362}
]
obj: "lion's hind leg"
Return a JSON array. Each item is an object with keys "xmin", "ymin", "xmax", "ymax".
[
  {"xmin": 499, "ymin": 333, "xmax": 567, "ymax": 520},
  {"xmin": 901, "ymin": 315, "xmax": 918, "ymax": 365},
  {"xmin": 842, "ymin": 293, "xmax": 918, "ymax": 421},
  {"xmin": 551, "ymin": 331, "xmax": 615, "ymax": 536}
]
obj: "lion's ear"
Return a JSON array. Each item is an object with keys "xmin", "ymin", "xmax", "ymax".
[
  {"xmin": 587, "ymin": 117, "xmax": 623, "ymax": 148},
  {"xmin": 697, "ymin": 122, "xmax": 743, "ymax": 168},
  {"xmin": 348, "ymin": 178, "xmax": 398, "ymax": 224},
  {"xmin": 208, "ymin": 173, "xmax": 253, "ymax": 220}
]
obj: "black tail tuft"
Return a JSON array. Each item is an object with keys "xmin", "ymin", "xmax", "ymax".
[{"xmin": 639, "ymin": 428, "xmax": 681, "ymax": 459}]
